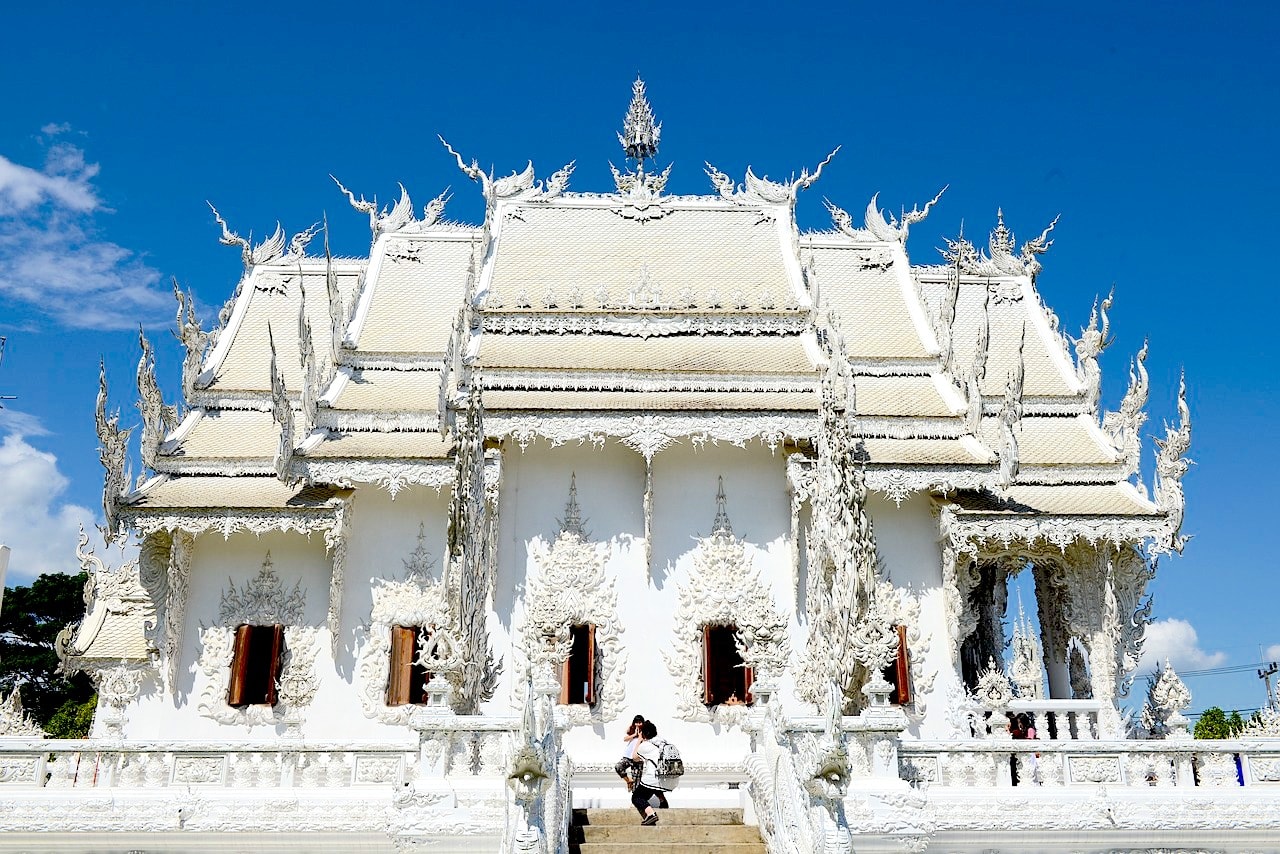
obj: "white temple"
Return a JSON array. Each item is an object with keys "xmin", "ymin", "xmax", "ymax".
[{"xmin": 3, "ymin": 78, "xmax": 1279, "ymax": 853}]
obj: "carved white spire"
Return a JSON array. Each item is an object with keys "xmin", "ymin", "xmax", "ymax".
[
  {"xmin": 1154, "ymin": 372, "xmax": 1192, "ymax": 553},
  {"xmin": 1141, "ymin": 659, "xmax": 1192, "ymax": 738},
  {"xmin": 136, "ymin": 328, "xmax": 177, "ymax": 473},
  {"xmin": 997, "ymin": 324, "xmax": 1026, "ymax": 490},
  {"xmin": 1008, "ymin": 593, "xmax": 1044, "ymax": 699},
  {"xmin": 268, "ymin": 325, "xmax": 295, "ymax": 484},
  {"xmin": 95, "ymin": 361, "xmax": 131, "ymax": 540},
  {"xmin": 172, "ymin": 280, "xmax": 209, "ymax": 399},
  {"xmin": 619, "ymin": 76, "xmax": 661, "ymax": 167},
  {"xmin": 711, "ymin": 476, "xmax": 733, "ymax": 537},
  {"xmin": 557, "ymin": 472, "xmax": 586, "ymax": 538},
  {"xmin": 1075, "ymin": 288, "xmax": 1114, "ymax": 413}
]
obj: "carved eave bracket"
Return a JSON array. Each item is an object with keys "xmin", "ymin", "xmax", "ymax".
[
  {"xmin": 1102, "ymin": 339, "xmax": 1150, "ymax": 479},
  {"xmin": 172, "ymin": 281, "xmax": 211, "ymax": 398},
  {"xmin": 268, "ymin": 325, "xmax": 297, "ymax": 485}
]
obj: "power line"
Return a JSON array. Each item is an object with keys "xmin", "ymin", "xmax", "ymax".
[{"xmin": 1177, "ymin": 661, "xmax": 1271, "ymax": 678}]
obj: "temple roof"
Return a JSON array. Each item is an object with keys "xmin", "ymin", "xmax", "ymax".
[{"xmin": 126, "ymin": 109, "xmax": 1182, "ymax": 531}]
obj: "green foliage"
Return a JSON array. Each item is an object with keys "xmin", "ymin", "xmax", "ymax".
[
  {"xmin": 1194, "ymin": 706, "xmax": 1246, "ymax": 739},
  {"xmin": 0, "ymin": 572, "xmax": 95, "ymax": 729},
  {"xmin": 44, "ymin": 694, "xmax": 97, "ymax": 738}
]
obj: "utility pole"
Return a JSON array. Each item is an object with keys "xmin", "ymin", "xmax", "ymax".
[{"xmin": 1259, "ymin": 656, "xmax": 1279, "ymax": 710}]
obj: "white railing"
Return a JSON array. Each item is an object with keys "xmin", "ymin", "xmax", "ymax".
[
  {"xmin": 1007, "ymin": 698, "xmax": 1104, "ymax": 740},
  {"xmin": 899, "ymin": 739, "xmax": 1280, "ymax": 788},
  {"xmin": 743, "ymin": 712, "xmax": 820, "ymax": 854},
  {"xmin": 0, "ymin": 739, "xmax": 420, "ymax": 789}
]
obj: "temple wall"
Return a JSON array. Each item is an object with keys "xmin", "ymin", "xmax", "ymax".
[
  {"xmin": 866, "ymin": 493, "xmax": 960, "ymax": 738},
  {"xmin": 123, "ymin": 448, "xmax": 961, "ymax": 746}
]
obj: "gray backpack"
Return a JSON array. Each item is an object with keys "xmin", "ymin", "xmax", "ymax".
[{"xmin": 654, "ymin": 739, "xmax": 685, "ymax": 777}]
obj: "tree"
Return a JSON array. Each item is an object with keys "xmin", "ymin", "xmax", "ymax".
[
  {"xmin": 1194, "ymin": 706, "xmax": 1246, "ymax": 740},
  {"xmin": 0, "ymin": 572, "xmax": 95, "ymax": 732}
]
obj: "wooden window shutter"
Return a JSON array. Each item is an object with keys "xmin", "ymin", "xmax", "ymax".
[
  {"xmin": 387, "ymin": 625, "xmax": 417, "ymax": 706},
  {"xmin": 702, "ymin": 625, "xmax": 714, "ymax": 705},
  {"xmin": 893, "ymin": 624, "xmax": 911, "ymax": 706},
  {"xmin": 559, "ymin": 648, "xmax": 571, "ymax": 705},
  {"xmin": 264, "ymin": 624, "xmax": 284, "ymax": 707},
  {"xmin": 227, "ymin": 624, "xmax": 254, "ymax": 707},
  {"xmin": 743, "ymin": 665, "xmax": 755, "ymax": 705},
  {"xmin": 584, "ymin": 624, "xmax": 597, "ymax": 706}
]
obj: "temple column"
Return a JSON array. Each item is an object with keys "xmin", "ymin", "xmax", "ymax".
[{"xmin": 1032, "ymin": 562, "xmax": 1071, "ymax": 699}]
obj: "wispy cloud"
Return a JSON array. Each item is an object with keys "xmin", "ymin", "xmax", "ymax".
[
  {"xmin": 1140, "ymin": 618, "xmax": 1228, "ymax": 674},
  {"xmin": 0, "ymin": 133, "xmax": 170, "ymax": 330},
  {"xmin": 0, "ymin": 416, "xmax": 102, "ymax": 585}
]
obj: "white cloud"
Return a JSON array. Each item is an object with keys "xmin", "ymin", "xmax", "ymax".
[
  {"xmin": 0, "ymin": 419, "xmax": 101, "ymax": 586},
  {"xmin": 1140, "ymin": 618, "xmax": 1228, "ymax": 674},
  {"xmin": 1266, "ymin": 644, "xmax": 1280, "ymax": 662},
  {"xmin": 0, "ymin": 134, "xmax": 170, "ymax": 329},
  {"xmin": 40, "ymin": 122, "xmax": 72, "ymax": 137}
]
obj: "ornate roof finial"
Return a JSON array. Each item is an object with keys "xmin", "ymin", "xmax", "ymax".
[
  {"xmin": 619, "ymin": 76, "xmax": 661, "ymax": 168},
  {"xmin": 711, "ymin": 476, "xmax": 733, "ymax": 536},
  {"xmin": 558, "ymin": 472, "xmax": 586, "ymax": 538}
]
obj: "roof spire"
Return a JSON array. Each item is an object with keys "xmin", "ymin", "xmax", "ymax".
[
  {"xmin": 618, "ymin": 76, "xmax": 661, "ymax": 169},
  {"xmin": 711, "ymin": 476, "xmax": 733, "ymax": 536}
]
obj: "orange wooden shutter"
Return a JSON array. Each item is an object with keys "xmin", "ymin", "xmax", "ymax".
[
  {"xmin": 702, "ymin": 625, "xmax": 714, "ymax": 705},
  {"xmin": 387, "ymin": 626, "xmax": 416, "ymax": 706},
  {"xmin": 584, "ymin": 624, "xmax": 597, "ymax": 706},
  {"xmin": 227, "ymin": 624, "xmax": 254, "ymax": 707},
  {"xmin": 264, "ymin": 624, "xmax": 284, "ymax": 707},
  {"xmin": 743, "ymin": 666, "xmax": 755, "ymax": 705},
  {"xmin": 893, "ymin": 624, "xmax": 911, "ymax": 705},
  {"xmin": 559, "ymin": 646, "xmax": 571, "ymax": 705}
]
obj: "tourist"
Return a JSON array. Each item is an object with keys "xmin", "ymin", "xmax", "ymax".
[
  {"xmin": 614, "ymin": 714, "xmax": 645, "ymax": 791},
  {"xmin": 632, "ymin": 720, "xmax": 673, "ymax": 825}
]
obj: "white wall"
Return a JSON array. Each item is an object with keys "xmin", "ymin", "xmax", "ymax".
[{"xmin": 127, "ymin": 448, "xmax": 962, "ymax": 748}]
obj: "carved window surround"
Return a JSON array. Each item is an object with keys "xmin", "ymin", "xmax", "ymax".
[
  {"xmin": 662, "ymin": 485, "xmax": 788, "ymax": 728},
  {"xmin": 197, "ymin": 555, "xmax": 320, "ymax": 730},
  {"xmin": 519, "ymin": 480, "xmax": 626, "ymax": 727},
  {"xmin": 356, "ymin": 525, "xmax": 453, "ymax": 726}
]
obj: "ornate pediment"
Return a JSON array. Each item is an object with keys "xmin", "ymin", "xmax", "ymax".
[
  {"xmin": 219, "ymin": 553, "xmax": 306, "ymax": 625},
  {"xmin": 519, "ymin": 476, "xmax": 625, "ymax": 725}
]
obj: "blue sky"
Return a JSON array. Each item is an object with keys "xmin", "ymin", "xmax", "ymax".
[{"xmin": 1, "ymin": 2, "xmax": 1277, "ymax": 716}]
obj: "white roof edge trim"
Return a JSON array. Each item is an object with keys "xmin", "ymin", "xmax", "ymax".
[
  {"xmin": 1117, "ymin": 479, "xmax": 1159, "ymax": 512},
  {"xmin": 776, "ymin": 208, "xmax": 814, "ymax": 310},
  {"xmin": 124, "ymin": 472, "xmax": 171, "ymax": 502},
  {"xmin": 345, "ymin": 233, "xmax": 392, "ymax": 348},
  {"xmin": 800, "ymin": 331, "xmax": 829, "ymax": 369},
  {"xmin": 892, "ymin": 242, "xmax": 941, "ymax": 356},
  {"xmin": 1020, "ymin": 278, "xmax": 1085, "ymax": 394},
  {"xmin": 959, "ymin": 435, "xmax": 998, "ymax": 463},
  {"xmin": 1079, "ymin": 413, "xmax": 1122, "ymax": 463},
  {"xmin": 474, "ymin": 201, "xmax": 508, "ymax": 305},
  {"xmin": 161, "ymin": 407, "xmax": 206, "ymax": 451},
  {"xmin": 320, "ymin": 366, "xmax": 353, "ymax": 406},
  {"xmin": 297, "ymin": 428, "xmax": 329, "ymax": 455},
  {"xmin": 931, "ymin": 374, "xmax": 969, "ymax": 415},
  {"xmin": 197, "ymin": 269, "xmax": 260, "ymax": 388}
]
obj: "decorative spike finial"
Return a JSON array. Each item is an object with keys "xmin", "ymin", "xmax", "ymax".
[
  {"xmin": 558, "ymin": 472, "xmax": 586, "ymax": 538},
  {"xmin": 618, "ymin": 76, "xmax": 661, "ymax": 168},
  {"xmin": 711, "ymin": 476, "xmax": 733, "ymax": 536}
]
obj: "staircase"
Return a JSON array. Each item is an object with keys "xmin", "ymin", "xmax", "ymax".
[{"xmin": 570, "ymin": 807, "xmax": 766, "ymax": 853}]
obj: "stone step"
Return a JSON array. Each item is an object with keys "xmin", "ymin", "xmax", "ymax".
[
  {"xmin": 582, "ymin": 824, "xmax": 763, "ymax": 843},
  {"xmin": 574, "ymin": 807, "xmax": 745, "ymax": 826}
]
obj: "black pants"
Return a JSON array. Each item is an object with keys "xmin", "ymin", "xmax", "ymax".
[{"xmin": 631, "ymin": 783, "xmax": 668, "ymax": 816}]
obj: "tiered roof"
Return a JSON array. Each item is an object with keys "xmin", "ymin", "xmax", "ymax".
[{"xmin": 106, "ymin": 81, "xmax": 1185, "ymax": 557}]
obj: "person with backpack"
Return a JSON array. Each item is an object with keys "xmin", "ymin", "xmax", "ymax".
[
  {"xmin": 631, "ymin": 720, "xmax": 676, "ymax": 824},
  {"xmin": 614, "ymin": 714, "xmax": 646, "ymax": 791}
]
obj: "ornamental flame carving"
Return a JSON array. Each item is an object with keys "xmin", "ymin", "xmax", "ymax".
[
  {"xmin": 1074, "ymin": 290, "xmax": 1114, "ymax": 414},
  {"xmin": 520, "ymin": 475, "xmax": 626, "ymax": 725},
  {"xmin": 198, "ymin": 554, "xmax": 319, "ymax": 728},
  {"xmin": 662, "ymin": 481, "xmax": 788, "ymax": 725},
  {"xmin": 136, "ymin": 329, "xmax": 179, "ymax": 473},
  {"xmin": 797, "ymin": 349, "xmax": 881, "ymax": 713},
  {"xmin": 95, "ymin": 361, "xmax": 132, "ymax": 540},
  {"xmin": 356, "ymin": 524, "xmax": 456, "ymax": 724},
  {"xmin": 1140, "ymin": 660, "xmax": 1192, "ymax": 738},
  {"xmin": 0, "ymin": 690, "xmax": 44, "ymax": 738},
  {"xmin": 1153, "ymin": 374, "xmax": 1192, "ymax": 554},
  {"xmin": 864, "ymin": 187, "xmax": 946, "ymax": 245}
]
